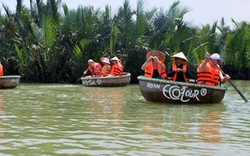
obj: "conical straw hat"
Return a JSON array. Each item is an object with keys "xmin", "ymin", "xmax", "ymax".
[
  {"xmin": 171, "ymin": 52, "xmax": 188, "ymax": 61},
  {"xmin": 111, "ymin": 56, "xmax": 120, "ymax": 61},
  {"xmin": 88, "ymin": 59, "xmax": 94, "ymax": 63},
  {"xmin": 146, "ymin": 50, "xmax": 165, "ymax": 61}
]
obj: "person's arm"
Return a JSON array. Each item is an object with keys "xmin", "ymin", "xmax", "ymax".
[
  {"xmin": 199, "ymin": 52, "xmax": 210, "ymax": 72},
  {"xmin": 167, "ymin": 65, "xmax": 175, "ymax": 77},
  {"xmin": 83, "ymin": 66, "xmax": 90, "ymax": 75},
  {"xmin": 185, "ymin": 67, "xmax": 193, "ymax": 78},
  {"xmin": 168, "ymin": 64, "xmax": 187, "ymax": 76},
  {"xmin": 153, "ymin": 57, "xmax": 166, "ymax": 70},
  {"xmin": 141, "ymin": 57, "xmax": 152, "ymax": 70},
  {"xmin": 94, "ymin": 64, "xmax": 102, "ymax": 72},
  {"xmin": 220, "ymin": 72, "xmax": 231, "ymax": 83}
]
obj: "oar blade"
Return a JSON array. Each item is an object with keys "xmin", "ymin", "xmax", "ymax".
[{"xmin": 228, "ymin": 80, "xmax": 249, "ymax": 103}]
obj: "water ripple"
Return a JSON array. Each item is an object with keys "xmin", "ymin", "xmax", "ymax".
[{"xmin": 1, "ymin": 83, "xmax": 250, "ymax": 155}]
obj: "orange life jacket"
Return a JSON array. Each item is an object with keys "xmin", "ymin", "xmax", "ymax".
[
  {"xmin": 197, "ymin": 60, "xmax": 220, "ymax": 86},
  {"xmin": 110, "ymin": 61, "xmax": 123, "ymax": 76},
  {"xmin": 101, "ymin": 64, "xmax": 111, "ymax": 77},
  {"xmin": 0, "ymin": 64, "xmax": 3, "ymax": 76},
  {"xmin": 88, "ymin": 62, "xmax": 102, "ymax": 76},
  {"xmin": 144, "ymin": 60, "xmax": 167, "ymax": 79},
  {"xmin": 170, "ymin": 64, "xmax": 189, "ymax": 82}
]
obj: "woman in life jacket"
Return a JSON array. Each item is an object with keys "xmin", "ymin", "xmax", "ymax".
[
  {"xmin": 100, "ymin": 57, "xmax": 111, "ymax": 77},
  {"xmin": 83, "ymin": 59, "xmax": 102, "ymax": 77},
  {"xmin": 197, "ymin": 52, "xmax": 230, "ymax": 86},
  {"xmin": 109, "ymin": 56, "xmax": 123, "ymax": 76},
  {"xmin": 141, "ymin": 50, "xmax": 167, "ymax": 79},
  {"xmin": 167, "ymin": 52, "xmax": 192, "ymax": 82}
]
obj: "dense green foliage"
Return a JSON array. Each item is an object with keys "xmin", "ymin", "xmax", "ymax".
[{"xmin": 0, "ymin": 0, "xmax": 250, "ymax": 83}]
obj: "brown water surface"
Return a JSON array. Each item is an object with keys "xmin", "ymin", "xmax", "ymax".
[{"xmin": 0, "ymin": 81, "xmax": 250, "ymax": 155}]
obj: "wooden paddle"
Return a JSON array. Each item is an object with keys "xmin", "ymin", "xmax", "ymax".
[
  {"xmin": 73, "ymin": 73, "xmax": 85, "ymax": 85},
  {"xmin": 198, "ymin": 44, "xmax": 249, "ymax": 103},
  {"xmin": 77, "ymin": 74, "xmax": 84, "ymax": 82}
]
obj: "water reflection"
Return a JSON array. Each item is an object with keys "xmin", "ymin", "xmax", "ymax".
[
  {"xmin": 126, "ymin": 102, "xmax": 227, "ymax": 155},
  {"xmin": 195, "ymin": 104, "xmax": 225, "ymax": 143},
  {"xmin": 84, "ymin": 87, "xmax": 125, "ymax": 121},
  {"xmin": 0, "ymin": 93, "xmax": 3, "ymax": 109},
  {"xmin": 0, "ymin": 93, "xmax": 3, "ymax": 137}
]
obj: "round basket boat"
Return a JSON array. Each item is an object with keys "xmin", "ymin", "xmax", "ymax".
[
  {"xmin": 138, "ymin": 75, "xmax": 227, "ymax": 104},
  {"xmin": 81, "ymin": 72, "xmax": 131, "ymax": 87},
  {"xmin": 0, "ymin": 75, "xmax": 21, "ymax": 89}
]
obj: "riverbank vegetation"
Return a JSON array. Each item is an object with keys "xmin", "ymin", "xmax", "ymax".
[{"xmin": 0, "ymin": 0, "xmax": 250, "ymax": 83}]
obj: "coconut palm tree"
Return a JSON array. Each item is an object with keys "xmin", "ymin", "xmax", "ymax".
[{"xmin": 225, "ymin": 21, "xmax": 250, "ymax": 79}]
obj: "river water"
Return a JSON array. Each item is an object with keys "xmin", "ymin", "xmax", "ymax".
[{"xmin": 0, "ymin": 81, "xmax": 250, "ymax": 156}]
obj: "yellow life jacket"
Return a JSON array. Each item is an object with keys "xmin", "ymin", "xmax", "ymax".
[{"xmin": 101, "ymin": 64, "xmax": 111, "ymax": 77}]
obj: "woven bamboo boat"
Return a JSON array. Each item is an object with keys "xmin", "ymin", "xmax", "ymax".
[
  {"xmin": 0, "ymin": 75, "xmax": 21, "ymax": 89},
  {"xmin": 138, "ymin": 75, "xmax": 227, "ymax": 104},
  {"xmin": 81, "ymin": 72, "xmax": 131, "ymax": 87}
]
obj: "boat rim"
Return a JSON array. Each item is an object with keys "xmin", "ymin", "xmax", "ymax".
[
  {"xmin": 137, "ymin": 75, "xmax": 227, "ymax": 91},
  {"xmin": 0, "ymin": 75, "xmax": 21, "ymax": 79},
  {"xmin": 81, "ymin": 72, "xmax": 131, "ymax": 80}
]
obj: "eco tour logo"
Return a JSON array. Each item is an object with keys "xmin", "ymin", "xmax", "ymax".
[
  {"xmin": 163, "ymin": 84, "xmax": 207, "ymax": 102},
  {"xmin": 146, "ymin": 82, "xmax": 207, "ymax": 102}
]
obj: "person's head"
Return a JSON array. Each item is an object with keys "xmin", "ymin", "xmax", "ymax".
[
  {"xmin": 174, "ymin": 57, "xmax": 187, "ymax": 65},
  {"xmin": 101, "ymin": 57, "xmax": 110, "ymax": 65},
  {"xmin": 152, "ymin": 52, "xmax": 160, "ymax": 58},
  {"xmin": 146, "ymin": 50, "xmax": 165, "ymax": 61},
  {"xmin": 210, "ymin": 53, "xmax": 221, "ymax": 66},
  {"xmin": 171, "ymin": 52, "xmax": 188, "ymax": 65},
  {"xmin": 88, "ymin": 59, "xmax": 94, "ymax": 66},
  {"xmin": 110, "ymin": 56, "xmax": 119, "ymax": 64}
]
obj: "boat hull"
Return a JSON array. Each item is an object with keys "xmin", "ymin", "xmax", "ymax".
[
  {"xmin": 0, "ymin": 75, "xmax": 21, "ymax": 89},
  {"xmin": 138, "ymin": 76, "xmax": 227, "ymax": 104},
  {"xmin": 81, "ymin": 72, "xmax": 131, "ymax": 87}
]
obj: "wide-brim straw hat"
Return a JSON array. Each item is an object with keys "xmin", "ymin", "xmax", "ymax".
[
  {"xmin": 101, "ymin": 57, "xmax": 110, "ymax": 64},
  {"xmin": 146, "ymin": 50, "xmax": 165, "ymax": 61},
  {"xmin": 171, "ymin": 52, "xmax": 188, "ymax": 62}
]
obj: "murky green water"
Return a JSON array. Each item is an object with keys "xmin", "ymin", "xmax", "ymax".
[{"xmin": 0, "ymin": 81, "xmax": 250, "ymax": 156}]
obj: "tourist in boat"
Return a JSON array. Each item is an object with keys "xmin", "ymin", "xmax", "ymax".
[
  {"xmin": 109, "ymin": 56, "xmax": 123, "ymax": 76},
  {"xmin": 100, "ymin": 57, "xmax": 111, "ymax": 77},
  {"xmin": 167, "ymin": 52, "xmax": 192, "ymax": 82},
  {"xmin": 141, "ymin": 50, "xmax": 167, "ymax": 79},
  {"xmin": 0, "ymin": 62, "xmax": 3, "ymax": 76},
  {"xmin": 197, "ymin": 52, "xmax": 230, "ymax": 86},
  {"xmin": 83, "ymin": 59, "xmax": 102, "ymax": 77}
]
